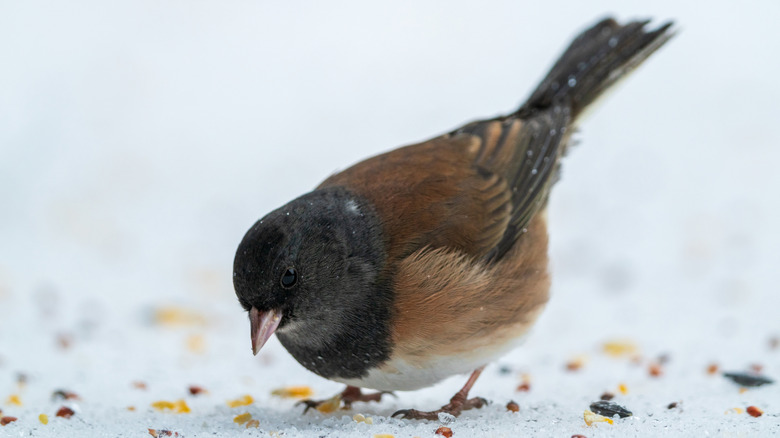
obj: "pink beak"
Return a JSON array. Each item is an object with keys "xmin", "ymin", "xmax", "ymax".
[{"xmin": 249, "ymin": 307, "xmax": 282, "ymax": 356}]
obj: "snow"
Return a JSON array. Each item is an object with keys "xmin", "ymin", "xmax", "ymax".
[{"xmin": 1, "ymin": 0, "xmax": 779, "ymax": 437}]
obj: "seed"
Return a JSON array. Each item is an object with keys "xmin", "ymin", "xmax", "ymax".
[
  {"xmin": 226, "ymin": 394, "xmax": 254, "ymax": 408},
  {"xmin": 56, "ymin": 406, "xmax": 75, "ymax": 418},
  {"xmin": 589, "ymin": 401, "xmax": 632, "ymax": 418},
  {"xmin": 723, "ymin": 372, "xmax": 774, "ymax": 387},
  {"xmin": 233, "ymin": 413, "xmax": 252, "ymax": 425},
  {"xmin": 746, "ymin": 406, "xmax": 763, "ymax": 417},
  {"xmin": 271, "ymin": 385, "xmax": 314, "ymax": 399},
  {"xmin": 188, "ymin": 385, "xmax": 206, "ymax": 396},
  {"xmin": 435, "ymin": 426, "xmax": 453, "ymax": 437},
  {"xmin": 583, "ymin": 410, "xmax": 613, "ymax": 426}
]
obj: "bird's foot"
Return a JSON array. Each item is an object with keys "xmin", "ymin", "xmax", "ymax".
[
  {"xmin": 298, "ymin": 385, "xmax": 393, "ymax": 414},
  {"xmin": 391, "ymin": 393, "xmax": 488, "ymax": 420},
  {"xmin": 339, "ymin": 385, "xmax": 394, "ymax": 409}
]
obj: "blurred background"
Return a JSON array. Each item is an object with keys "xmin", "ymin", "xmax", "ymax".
[{"xmin": 1, "ymin": 0, "xmax": 778, "ymax": 435}]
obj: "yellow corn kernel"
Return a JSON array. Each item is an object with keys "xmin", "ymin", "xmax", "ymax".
[
  {"xmin": 315, "ymin": 395, "xmax": 341, "ymax": 413},
  {"xmin": 151, "ymin": 399, "xmax": 190, "ymax": 413},
  {"xmin": 584, "ymin": 409, "xmax": 614, "ymax": 426},
  {"xmin": 233, "ymin": 412, "xmax": 252, "ymax": 425},
  {"xmin": 154, "ymin": 307, "xmax": 206, "ymax": 326},
  {"xmin": 5, "ymin": 395, "xmax": 22, "ymax": 406},
  {"xmin": 226, "ymin": 394, "xmax": 254, "ymax": 408},
  {"xmin": 151, "ymin": 401, "xmax": 176, "ymax": 411},
  {"xmin": 186, "ymin": 334, "xmax": 206, "ymax": 354},
  {"xmin": 271, "ymin": 386, "xmax": 314, "ymax": 399},
  {"xmin": 603, "ymin": 340, "xmax": 638, "ymax": 357},
  {"xmin": 174, "ymin": 399, "xmax": 190, "ymax": 413}
]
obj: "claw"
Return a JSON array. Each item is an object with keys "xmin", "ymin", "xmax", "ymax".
[
  {"xmin": 392, "ymin": 367, "xmax": 488, "ymax": 420},
  {"xmin": 298, "ymin": 386, "xmax": 388, "ymax": 415},
  {"xmin": 470, "ymin": 397, "xmax": 488, "ymax": 409},
  {"xmin": 391, "ymin": 409, "xmax": 413, "ymax": 419},
  {"xmin": 295, "ymin": 399, "xmax": 320, "ymax": 414},
  {"xmin": 391, "ymin": 409, "xmax": 405, "ymax": 418},
  {"xmin": 390, "ymin": 396, "xmax": 489, "ymax": 420},
  {"xmin": 391, "ymin": 408, "xmax": 440, "ymax": 421}
]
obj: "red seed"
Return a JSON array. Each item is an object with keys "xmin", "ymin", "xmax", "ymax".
[
  {"xmin": 1, "ymin": 416, "xmax": 18, "ymax": 426},
  {"xmin": 506, "ymin": 401, "xmax": 520, "ymax": 412},
  {"xmin": 750, "ymin": 364, "xmax": 764, "ymax": 373},
  {"xmin": 649, "ymin": 363, "xmax": 663, "ymax": 377},
  {"xmin": 57, "ymin": 333, "xmax": 73, "ymax": 349},
  {"xmin": 516, "ymin": 382, "xmax": 531, "ymax": 392},
  {"xmin": 56, "ymin": 406, "xmax": 75, "ymax": 418},
  {"xmin": 571, "ymin": 435, "xmax": 588, "ymax": 438},
  {"xmin": 566, "ymin": 358, "xmax": 585, "ymax": 371},
  {"xmin": 706, "ymin": 363, "xmax": 719, "ymax": 375},
  {"xmin": 132, "ymin": 381, "xmax": 148, "ymax": 390},
  {"xmin": 435, "ymin": 426, "xmax": 453, "ymax": 437},
  {"xmin": 600, "ymin": 392, "xmax": 615, "ymax": 401},
  {"xmin": 746, "ymin": 406, "xmax": 763, "ymax": 417},
  {"xmin": 188, "ymin": 385, "xmax": 206, "ymax": 396}
]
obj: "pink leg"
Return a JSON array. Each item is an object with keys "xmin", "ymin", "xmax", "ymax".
[{"xmin": 392, "ymin": 366, "xmax": 488, "ymax": 420}]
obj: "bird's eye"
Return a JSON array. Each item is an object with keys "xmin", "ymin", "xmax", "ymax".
[{"xmin": 280, "ymin": 267, "xmax": 297, "ymax": 288}]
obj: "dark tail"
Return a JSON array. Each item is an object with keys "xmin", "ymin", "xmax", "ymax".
[{"xmin": 517, "ymin": 18, "xmax": 674, "ymax": 120}]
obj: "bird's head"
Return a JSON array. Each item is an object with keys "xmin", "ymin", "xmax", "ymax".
[{"xmin": 232, "ymin": 187, "xmax": 385, "ymax": 355}]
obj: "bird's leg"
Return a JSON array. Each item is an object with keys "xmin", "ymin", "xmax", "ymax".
[
  {"xmin": 298, "ymin": 385, "xmax": 392, "ymax": 413},
  {"xmin": 392, "ymin": 367, "xmax": 488, "ymax": 420},
  {"xmin": 339, "ymin": 385, "xmax": 388, "ymax": 409}
]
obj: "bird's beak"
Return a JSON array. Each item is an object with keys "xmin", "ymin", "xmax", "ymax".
[{"xmin": 249, "ymin": 307, "xmax": 282, "ymax": 356}]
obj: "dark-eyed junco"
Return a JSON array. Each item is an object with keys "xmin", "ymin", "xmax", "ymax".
[{"xmin": 233, "ymin": 17, "xmax": 673, "ymax": 420}]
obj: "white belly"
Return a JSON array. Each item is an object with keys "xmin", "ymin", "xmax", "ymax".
[{"xmin": 334, "ymin": 335, "xmax": 527, "ymax": 391}]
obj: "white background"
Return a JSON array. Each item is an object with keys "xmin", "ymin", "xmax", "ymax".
[{"xmin": 1, "ymin": 1, "xmax": 778, "ymax": 436}]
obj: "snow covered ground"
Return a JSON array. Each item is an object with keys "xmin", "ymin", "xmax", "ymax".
[{"xmin": 1, "ymin": 1, "xmax": 778, "ymax": 436}]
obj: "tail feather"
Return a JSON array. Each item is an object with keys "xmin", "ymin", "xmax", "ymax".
[
  {"xmin": 517, "ymin": 18, "xmax": 674, "ymax": 120},
  {"xmin": 468, "ymin": 17, "xmax": 673, "ymax": 262}
]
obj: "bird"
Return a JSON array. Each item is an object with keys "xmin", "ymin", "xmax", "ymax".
[{"xmin": 233, "ymin": 17, "xmax": 674, "ymax": 420}]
